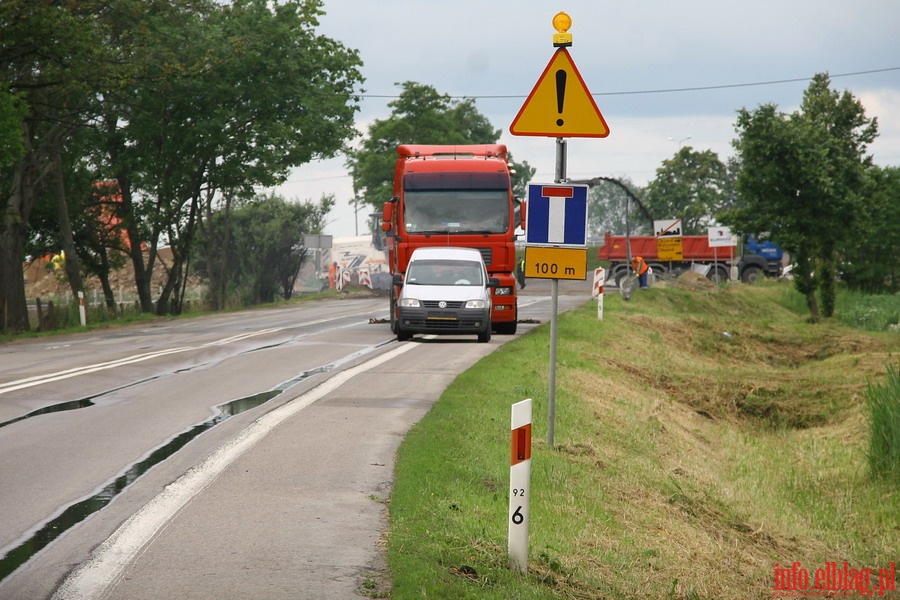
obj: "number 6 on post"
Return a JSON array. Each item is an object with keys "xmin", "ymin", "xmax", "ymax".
[{"xmin": 508, "ymin": 398, "xmax": 532, "ymax": 573}]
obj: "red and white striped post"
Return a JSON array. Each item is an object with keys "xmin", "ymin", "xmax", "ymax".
[
  {"xmin": 592, "ymin": 267, "xmax": 605, "ymax": 321},
  {"xmin": 508, "ymin": 398, "xmax": 532, "ymax": 573}
]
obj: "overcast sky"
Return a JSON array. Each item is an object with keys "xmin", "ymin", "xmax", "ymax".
[{"xmin": 268, "ymin": 0, "xmax": 900, "ymax": 238}]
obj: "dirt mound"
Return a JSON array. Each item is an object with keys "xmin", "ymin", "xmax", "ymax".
[{"xmin": 670, "ymin": 271, "xmax": 715, "ymax": 290}]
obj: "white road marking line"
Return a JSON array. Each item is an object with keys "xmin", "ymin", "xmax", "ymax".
[{"xmin": 51, "ymin": 341, "xmax": 417, "ymax": 600}]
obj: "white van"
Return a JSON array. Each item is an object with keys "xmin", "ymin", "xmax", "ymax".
[{"xmin": 394, "ymin": 247, "xmax": 498, "ymax": 343}]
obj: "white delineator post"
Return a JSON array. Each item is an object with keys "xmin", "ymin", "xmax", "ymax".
[
  {"xmin": 592, "ymin": 267, "xmax": 605, "ymax": 321},
  {"xmin": 77, "ymin": 291, "xmax": 87, "ymax": 326},
  {"xmin": 508, "ymin": 398, "xmax": 533, "ymax": 573}
]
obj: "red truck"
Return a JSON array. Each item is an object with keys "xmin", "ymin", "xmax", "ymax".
[
  {"xmin": 381, "ymin": 144, "xmax": 523, "ymax": 334},
  {"xmin": 597, "ymin": 231, "xmax": 784, "ymax": 286}
]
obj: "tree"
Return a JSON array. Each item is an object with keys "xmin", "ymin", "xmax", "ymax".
[
  {"xmin": 840, "ymin": 165, "xmax": 900, "ymax": 293},
  {"xmin": 346, "ymin": 82, "xmax": 535, "ymax": 214},
  {"xmin": 92, "ymin": 0, "xmax": 363, "ymax": 315},
  {"xmin": 644, "ymin": 147, "xmax": 729, "ymax": 235},
  {"xmin": 193, "ymin": 193, "xmax": 332, "ymax": 306},
  {"xmin": 729, "ymin": 73, "xmax": 877, "ymax": 320},
  {"xmin": 586, "ymin": 177, "xmax": 649, "ymax": 238},
  {"xmin": 0, "ymin": 0, "xmax": 125, "ymax": 332}
]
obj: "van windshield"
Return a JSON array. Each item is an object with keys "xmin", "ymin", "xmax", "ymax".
[{"xmin": 406, "ymin": 259, "xmax": 484, "ymax": 286}]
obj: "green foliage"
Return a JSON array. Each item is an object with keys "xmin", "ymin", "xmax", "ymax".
[
  {"xmin": 0, "ymin": 91, "xmax": 25, "ymax": 168},
  {"xmin": 837, "ymin": 291, "xmax": 900, "ymax": 332},
  {"xmin": 587, "ymin": 176, "xmax": 648, "ymax": 237},
  {"xmin": 389, "ymin": 283, "xmax": 899, "ymax": 598},
  {"xmin": 193, "ymin": 193, "xmax": 332, "ymax": 307},
  {"xmin": 2, "ymin": 0, "xmax": 363, "ymax": 327},
  {"xmin": 840, "ymin": 165, "xmax": 900, "ymax": 293},
  {"xmin": 729, "ymin": 73, "xmax": 879, "ymax": 321},
  {"xmin": 865, "ymin": 365, "xmax": 900, "ymax": 483},
  {"xmin": 645, "ymin": 147, "xmax": 729, "ymax": 235},
  {"xmin": 346, "ymin": 82, "xmax": 535, "ymax": 213}
]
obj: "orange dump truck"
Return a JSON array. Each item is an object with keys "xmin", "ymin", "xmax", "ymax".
[{"xmin": 597, "ymin": 231, "xmax": 784, "ymax": 285}]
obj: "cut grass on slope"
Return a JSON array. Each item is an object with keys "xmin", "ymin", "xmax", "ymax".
[{"xmin": 386, "ymin": 281, "xmax": 899, "ymax": 600}]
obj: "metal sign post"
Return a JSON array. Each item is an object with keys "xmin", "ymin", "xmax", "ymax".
[{"xmin": 510, "ymin": 12, "xmax": 609, "ymax": 448}]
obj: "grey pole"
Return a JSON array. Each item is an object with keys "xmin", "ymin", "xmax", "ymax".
[{"xmin": 548, "ymin": 137, "xmax": 566, "ymax": 447}]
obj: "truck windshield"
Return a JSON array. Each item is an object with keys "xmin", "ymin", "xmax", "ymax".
[
  {"xmin": 403, "ymin": 190, "xmax": 509, "ymax": 234},
  {"xmin": 406, "ymin": 259, "xmax": 484, "ymax": 286}
]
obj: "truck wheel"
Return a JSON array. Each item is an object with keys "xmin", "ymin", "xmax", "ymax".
[
  {"xmin": 614, "ymin": 268, "xmax": 630, "ymax": 288},
  {"xmin": 477, "ymin": 324, "xmax": 492, "ymax": 343},
  {"xmin": 741, "ymin": 265, "xmax": 762, "ymax": 284},
  {"xmin": 494, "ymin": 321, "xmax": 517, "ymax": 335},
  {"xmin": 707, "ymin": 266, "xmax": 729, "ymax": 284}
]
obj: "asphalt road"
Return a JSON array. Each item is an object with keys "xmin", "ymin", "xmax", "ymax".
[{"xmin": 0, "ymin": 277, "xmax": 594, "ymax": 599}]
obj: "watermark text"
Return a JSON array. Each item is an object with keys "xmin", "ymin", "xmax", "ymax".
[{"xmin": 774, "ymin": 561, "xmax": 896, "ymax": 597}]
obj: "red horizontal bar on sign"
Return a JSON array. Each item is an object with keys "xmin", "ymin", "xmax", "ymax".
[
  {"xmin": 510, "ymin": 424, "xmax": 532, "ymax": 465},
  {"xmin": 541, "ymin": 186, "xmax": 574, "ymax": 197}
]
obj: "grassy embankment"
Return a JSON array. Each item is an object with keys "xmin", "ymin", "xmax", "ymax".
[{"xmin": 382, "ymin": 281, "xmax": 899, "ymax": 599}]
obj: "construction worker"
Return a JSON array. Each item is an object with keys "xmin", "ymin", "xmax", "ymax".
[
  {"xmin": 631, "ymin": 256, "xmax": 650, "ymax": 289},
  {"xmin": 516, "ymin": 256, "xmax": 526, "ymax": 289}
]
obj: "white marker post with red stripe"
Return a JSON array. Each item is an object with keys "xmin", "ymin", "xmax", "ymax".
[
  {"xmin": 508, "ymin": 398, "xmax": 532, "ymax": 573},
  {"xmin": 592, "ymin": 267, "xmax": 605, "ymax": 321},
  {"xmin": 77, "ymin": 291, "xmax": 87, "ymax": 326}
]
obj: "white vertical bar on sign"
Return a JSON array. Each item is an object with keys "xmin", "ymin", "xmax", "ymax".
[
  {"xmin": 547, "ymin": 197, "xmax": 566, "ymax": 243},
  {"xmin": 508, "ymin": 398, "xmax": 532, "ymax": 574}
]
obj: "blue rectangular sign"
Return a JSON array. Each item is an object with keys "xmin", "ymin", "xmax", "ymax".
[{"xmin": 525, "ymin": 184, "xmax": 588, "ymax": 247}]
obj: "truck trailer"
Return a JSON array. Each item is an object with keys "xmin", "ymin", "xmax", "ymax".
[
  {"xmin": 597, "ymin": 231, "xmax": 784, "ymax": 286},
  {"xmin": 381, "ymin": 144, "xmax": 523, "ymax": 334}
]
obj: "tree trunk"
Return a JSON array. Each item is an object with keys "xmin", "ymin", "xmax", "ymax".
[
  {"xmin": 819, "ymin": 245, "xmax": 836, "ymax": 319},
  {"xmin": 793, "ymin": 250, "xmax": 821, "ymax": 323},
  {"xmin": 51, "ymin": 149, "xmax": 85, "ymax": 300},
  {"xmin": 0, "ymin": 222, "xmax": 30, "ymax": 333},
  {"xmin": 1, "ymin": 156, "xmax": 37, "ymax": 333},
  {"xmin": 96, "ymin": 246, "xmax": 117, "ymax": 313},
  {"xmin": 117, "ymin": 176, "xmax": 154, "ymax": 313}
]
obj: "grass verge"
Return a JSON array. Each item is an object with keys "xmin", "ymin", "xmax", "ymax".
[{"xmin": 387, "ymin": 281, "xmax": 899, "ymax": 599}]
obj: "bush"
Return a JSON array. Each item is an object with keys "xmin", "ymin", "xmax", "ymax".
[{"xmin": 866, "ymin": 364, "xmax": 900, "ymax": 483}]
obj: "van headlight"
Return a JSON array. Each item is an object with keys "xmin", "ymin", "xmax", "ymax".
[
  {"xmin": 398, "ymin": 298, "xmax": 420, "ymax": 307},
  {"xmin": 465, "ymin": 299, "xmax": 487, "ymax": 309}
]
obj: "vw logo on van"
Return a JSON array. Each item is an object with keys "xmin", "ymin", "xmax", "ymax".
[{"xmin": 439, "ymin": 301, "xmax": 447, "ymax": 308}]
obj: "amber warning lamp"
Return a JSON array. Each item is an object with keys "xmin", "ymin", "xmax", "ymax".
[{"xmin": 552, "ymin": 11, "xmax": 573, "ymax": 47}]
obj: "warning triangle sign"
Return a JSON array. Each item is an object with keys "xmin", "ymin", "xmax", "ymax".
[{"xmin": 510, "ymin": 48, "xmax": 610, "ymax": 138}]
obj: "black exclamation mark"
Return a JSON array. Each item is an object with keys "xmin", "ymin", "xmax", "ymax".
[{"xmin": 555, "ymin": 69, "xmax": 567, "ymax": 127}]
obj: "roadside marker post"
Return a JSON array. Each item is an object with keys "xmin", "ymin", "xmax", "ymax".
[
  {"xmin": 77, "ymin": 291, "xmax": 86, "ymax": 327},
  {"xmin": 592, "ymin": 267, "xmax": 605, "ymax": 320},
  {"xmin": 508, "ymin": 398, "xmax": 533, "ymax": 574}
]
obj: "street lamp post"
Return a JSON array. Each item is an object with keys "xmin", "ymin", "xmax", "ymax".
[{"xmin": 668, "ymin": 135, "xmax": 692, "ymax": 148}]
